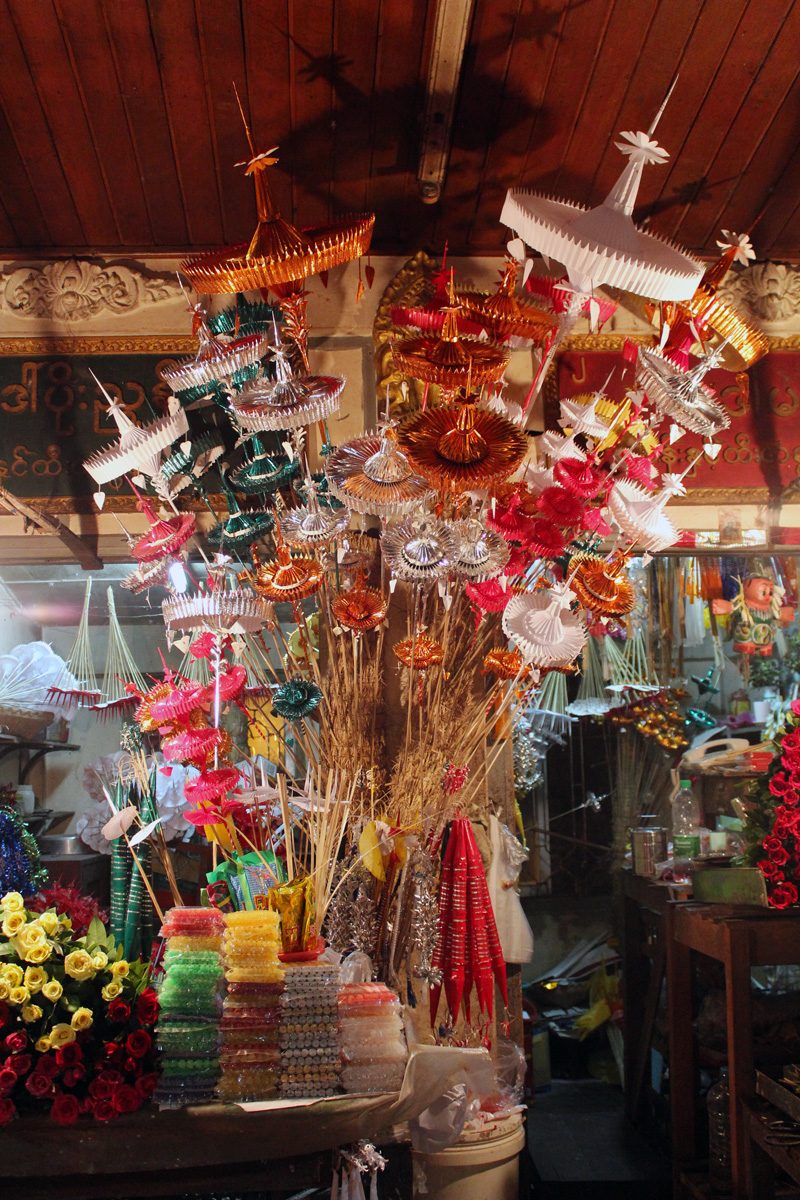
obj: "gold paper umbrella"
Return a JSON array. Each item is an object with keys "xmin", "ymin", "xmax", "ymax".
[
  {"xmin": 242, "ymin": 542, "xmax": 323, "ymax": 605},
  {"xmin": 397, "ymin": 403, "xmax": 527, "ymax": 492},
  {"xmin": 457, "ymin": 259, "xmax": 557, "ymax": 343},
  {"xmin": 393, "ymin": 627, "xmax": 444, "ymax": 671},
  {"xmin": 180, "ymin": 138, "xmax": 373, "ymax": 294},
  {"xmin": 325, "ymin": 426, "xmax": 432, "ymax": 519},
  {"xmin": 391, "ymin": 303, "xmax": 508, "ymax": 395},
  {"xmin": 332, "ymin": 575, "xmax": 388, "ymax": 634},
  {"xmin": 569, "ymin": 553, "xmax": 635, "ymax": 617}
]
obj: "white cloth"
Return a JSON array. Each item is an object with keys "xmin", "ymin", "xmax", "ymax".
[{"xmin": 488, "ymin": 815, "xmax": 534, "ymax": 964}]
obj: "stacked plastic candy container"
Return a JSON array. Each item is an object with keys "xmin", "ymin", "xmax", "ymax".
[
  {"xmin": 338, "ymin": 982, "xmax": 408, "ymax": 1094},
  {"xmin": 153, "ymin": 906, "xmax": 226, "ymax": 1107},
  {"xmin": 218, "ymin": 909, "xmax": 284, "ymax": 1101},
  {"xmin": 279, "ymin": 962, "xmax": 342, "ymax": 1097}
]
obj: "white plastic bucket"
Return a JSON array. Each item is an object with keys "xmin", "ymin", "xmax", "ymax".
[{"xmin": 411, "ymin": 1110, "xmax": 526, "ymax": 1199}]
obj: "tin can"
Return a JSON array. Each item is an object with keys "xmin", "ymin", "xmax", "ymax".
[{"xmin": 630, "ymin": 826, "xmax": 667, "ymax": 878}]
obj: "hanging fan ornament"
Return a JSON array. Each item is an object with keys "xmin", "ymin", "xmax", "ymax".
[
  {"xmin": 84, "ymin": 377, "xmax": 190, "ymax": 489},
  {"xmin": 46, "ymin": 577, "xmax": 101, "ymax": 707},
  {"xmin": 636, "ymin": 342, "xmax": 731, "ymax": 437},
  {"xmin": 331, "ymin": 572, "xmax": 388, "ymax": 635},
  {"xmin": 450, "ymin": 517, "xmax": 511, "ymax": 582},
  {"xmin": 179, "ymin": 118, "xmax": 374, "ymax": 295},
  {"xmin": 92, "ymin": 587, "xmax": 148, "ymax": 717},
  {"xmin": 280, "ymin": 476, "xmax": 350, "ymax": 547},
  {"xmin": 380, "ymin": 515, "xmax": 459, "ymax": 584},
  {"xmin": 207, "ymin": 486, "xmax": 274, "ymax": 550},
  {"xmin": 502, "ymin": 584, "xmax": 587, "ymax": 668},
  {"xmin": 397, "ymin": 401, "xmax": 527, "ymax": 492},
  {"xmin": 391, "ymin": 287, "xmax": 509, "ymax": 398},
  {"xmin": 325, "ymin": 424, "xmax": 432, "ymax": 519},
  {"xmin": 457, "ymin": 257, "xmax": 557, "ymax": 343},
  {"xmin": 230, "ymin": 344, "xmax": 344, "ymax": 433},
  {"xmin": 225, "ymin": 432, "xmax": 300, "ymax": 495},
  {"xmin": 429, "ymin": 816, "xmax": 508, "ymax": 1025}
]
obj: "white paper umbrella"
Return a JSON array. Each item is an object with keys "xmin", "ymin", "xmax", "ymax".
[
  {"xmin": 84, "ymin": 381, "xmax": 189, "ymax": 487},
  {"xmin": 500, "ymin": 127, "xmax": 702, "ymax": 301},
  {"xmin": 607, "ymin": 476, "xmax": 682, "ymax": 553},
  {"xmin": 502, "ymin": 585, "xmax": 587, "ymax": 668}
]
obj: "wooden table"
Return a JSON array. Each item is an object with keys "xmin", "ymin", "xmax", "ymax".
[{"xmin": 666, "ymin": 904, "xmax": 800, "ymax": 1199}]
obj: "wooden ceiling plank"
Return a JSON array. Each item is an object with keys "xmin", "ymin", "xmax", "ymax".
[
  {"xmin": 6, "ymin": 0, "xmax": 120, "ymax": 244},
  {"xmin": 285, "ymin": 0, "xmax": 337, "ymax": 229},
  {"xmin": 581, "ymin": 0, "xmax": 711, "ymax": 215},
  {"xmin": 52, "ymin": 0, "xmax": 154, "ymax": 247},
  {"xmin": 648, "ymin": 0, "xmax": 793, "ymax": 246},
  {"xmin": 0, "ymin": 192, "xmax": 20, "ymax": 247},
  {"xmin": 433, "ymin": 0, "xmax": 526, "ymax": 252},
  {"xmin": 102, "ymin": 0, "xmax": 189, "ymax": 246},
  {"xmin": 195, "ymin": 0, "xmax": 256, "ymax": 245},
  {"xmin": 0, "ymin": 0, "xmax": 85, "ymax": 246},
  {"xmin": 242, "ymin": 0, "xmax": 294, "ymax": 221},
  {"xmin": 690, "ymin": 6, "xmax": 800, "ymax": 249},
  {"xmin": 331, "ymin": 0, "xmax": 382, "ymax": 215},
  {"xmin": 146, "ymin": 0, "xmax": 225, "ymax": 246},
  {"xmin": 751, "ymin": 135, "xmax": 800, "ymax": 256},
  {"xmin": 364, "ymin": 0, "xmax": 430, "ymax": 253},
  {"xmin": 468, "ymin": 0, "xmax": 560, "ymax": 251},
  {"xmin": 0, "ymin": 104, "xmax": 53, "ymax": 247}
]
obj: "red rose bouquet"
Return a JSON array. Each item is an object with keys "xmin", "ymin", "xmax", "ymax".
[
  {"xmin": 744, "ymin": 702, "xmax": 800, "ymax": 908},
  {"xmin": 0, "ymin": 893, "xmax": 158, "ymax": 1126}
]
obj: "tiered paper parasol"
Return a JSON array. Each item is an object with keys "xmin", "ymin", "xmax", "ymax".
[
  {"xmin": 180, "ymin": 132, "xmax": 373, "ymax": 295},
  {"xmin": 391, "ymin": 302, "xmax": 509, "ymax": 397},
  {"xmin": 160, "ymin": 330, "xmax": 269, "ymax": 393},
  {"xmin": 158, "ymin": 432, "xmax": 226, "ymax": 497},
  {"xmin": 502, "ymin": 585, "xmax": 587, "ymax": 668},
  {"xmin": 243, "ymin": 542, "xmax": 324, "ymax": 605},
  {"xmin": 132, "ymin": 499, "xmax": 196, "ymax": 563},
  {"xmin": 457, "ymin": 258, "xmax": 557, "ymax": 343},
  {"xmin": 500, "ymin": 123, "xmax": 702, "ymax": 300},
  {"xmin": 331, "ymin": 575, "xmax": 388, "ymax": 634},
  {"xmin": 607, "ymin": 475, "xmax": 684, "ymax": 553},
  {"xmin": 225, "ymin": 433, "xmax": 299, "ymax": 495},
  {"xmin": 84, "ymin": 386, "xmax": 189, "ymax": 488},
  {"xmin": 207, "ymin": 488, "xmax": 274, "ymax": 550},
  {"xmin": 280, "ymin": 479, "xmax": 350, "ymax": 547},
  {"xmin": 230, "ymin": 346, "xmax": 344, "ymax": 433},
  {"xmin": 380, "ymin": 516, "xmax": 458, "ymax": 583},
  {"xmin": 325, "ymin": 426, "xmax": 431, "ymax": 519},
  {"xmin": 569, "ymin": 553, "xmax": 635, "ymax": 617},
  {"xmin": 396, "ymin": 403, "xmax": 527, "ymax": 492}
]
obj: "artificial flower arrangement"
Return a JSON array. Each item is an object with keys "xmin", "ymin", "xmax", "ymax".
[
  {"xmin": 0, "ymin": 891, "xmax": 158, "ymax": 1126},
  {"xmin": 744, "ymin": 699, "xmax": 800, "ymax": 909}
]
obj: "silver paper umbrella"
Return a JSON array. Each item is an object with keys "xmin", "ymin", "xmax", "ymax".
[
  {"xmin": 230, "ymin": 346, "xmax": 344, "ymax": 433},
  {"xmin": 281, "ymin": 478, "xmax": 351, "ymax": 546},
  {"xmin": 160, "ymin": 332, "xmax": 270, "ymax": 393},
  {"xmin": 380, "ymin": 515, "xmax": 458, "ymax": 583},
  {"xmin": 450, "ymin": 518, "xmax": 510, "ymax": 582},
  {"xmin": 325, "ymin": 427, "xmax": 432, "ymax": 519},
  {"xmin": 636, "ymin": 345, "xmax": 730, "ymax": 437}
]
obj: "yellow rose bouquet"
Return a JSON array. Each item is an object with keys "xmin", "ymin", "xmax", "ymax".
[{"xmin": 0, "ymin": 892, "xmax": 158, "ymax": 1127}]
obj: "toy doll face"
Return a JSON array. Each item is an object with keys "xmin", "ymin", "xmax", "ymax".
[{"xmin": 744, "ymin": 576, "xmax": 774, "ymax": 607}]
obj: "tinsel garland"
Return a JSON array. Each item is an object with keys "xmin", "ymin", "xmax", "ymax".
[{"xmin": 0, "ymin": 794, "xmax": 47, "ymax": 896}]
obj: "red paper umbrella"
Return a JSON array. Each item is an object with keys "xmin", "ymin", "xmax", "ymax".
[
  {"xmin": 132, "ymin": 499, "xmax": 196, "ymax": 564},
  {"xmin": 200, "ymin": 664, "xmax": 248, "ymax": 707},
  {"xmin": 149, "ymin": 681, "xmax": 205, "ymax": 724},
  {"xmin": 625, "ymin": 455, "xmax": 656, "ymax": 490},
  {"xmin": 162, "ymin": 726, "xmax": 230, "ymax": 768},
  {"xmin": 524, "ymin": 517, "xmax": 565, "ymax": 558},
  {"xmin": 536, "ymin": 486, "xmax": 584, "ymax": 527},
  {"xmin": 486, "ymin": 486, "xmax": 539, "ymax": 542},
  {"xmin": 553, "ymin": 458, "xmax": 604, "ymax": 500},
  {"xmin": 184, "ymin": 767, "xmax": 240, "ymax": 806},
  {"xmin": 465, "ymin": 577, "xmax": 520, "ymax": 615}
]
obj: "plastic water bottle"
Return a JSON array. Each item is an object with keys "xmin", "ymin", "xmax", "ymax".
[
  {"xmin": 707, "ymin": 1068, "xmax": 731, "ymax": 1192},
  {"xmin": 671, "ymin": 779, "xmax": 703, "ymax": 880}
]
